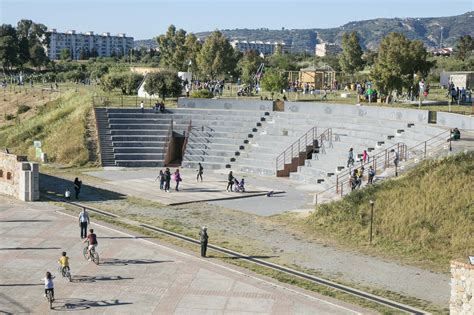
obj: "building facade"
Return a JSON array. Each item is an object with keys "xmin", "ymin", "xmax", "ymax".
[
  {"xmin": 230, "ymin": 40, "xmax": 289, "ymax": 55},
  {"xmin": 46, "ymin": 29, "xmax": 134, "ymax": 60},
  {"xmin": 315, "ymin": 43, "xmax": 342, "ymax": 57}
]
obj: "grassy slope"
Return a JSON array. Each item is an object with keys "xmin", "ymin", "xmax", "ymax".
[
  {"xmin": 308, "ymin": 152, "xmax": 474, "ymax": 271},
  {"xmin": 0, "ymin": 87, "xmax": 94, "ymax": 166}
]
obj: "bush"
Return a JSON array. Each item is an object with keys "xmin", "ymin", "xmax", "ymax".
[
  {"xmin": 17, "ymin": 104, "xmax": 31, "ymax": 115},
  {"xmin": 190, "ymin": 89, "xmax": 214, "ymax": 98},
  {"xmin": 5, "ymin": 113, "xmax": 15, "ymax": 120}
]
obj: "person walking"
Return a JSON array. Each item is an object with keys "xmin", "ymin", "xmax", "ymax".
[
  {"xmin": 78, "ymin": 208, "xmax": 90, "ymax": 239},
  {"xmin": 164, "ymin": 168, "xmax": 171, "ymax": 192},
  {"xmin": 368, "ymin": 166, "xmax": 375, "ymax": 184},
  {"xmin": 362, "ymin": 150, "xmax": 368, "ymax": 163},
  {"xmin": 199, "ymin": 226, "xmax": 209, "ymax": 257},
  {"xmin": 226, "ymin": 171, "xmax": 234, "ymax": 192},
  {"xmin": 159, "ymin": 170, "xmax": 165, "ymax": 190},
  {"xmin": 174, "ymin": 169, "xmax": 182, "ymax": 191},
  {"xmin": 392, "ymin": 149, "xmax": 400, "ymax": 167},
  {"xmin": 139, "ymin": 101, "xmax": 144, "ymax": 113},
  {"xmin": 196, "ymin": 163, "xmax": 203, "ymax": 182},
  {"xmin": 73, "ymin": 177, "xmax": 82, "ymax": 200},
  {"xmin": 347, "ymin": 148, "xmax": 354, "ymax": 168}
]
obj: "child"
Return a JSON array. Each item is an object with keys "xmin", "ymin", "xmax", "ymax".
[
  {"xmin": 159, "ymin": 170, "xmax": 165, "ymax": 190},
  {"xmin": 42, "ymin": 272, "xmax": 55, "ymax": 300},
  {"xmin": 58, "ymin": 251, "xmax": 70, "ymax": 275},
  {"xmin": 64, "ymin": 188, "xmax": 71, "ymax": 200}
]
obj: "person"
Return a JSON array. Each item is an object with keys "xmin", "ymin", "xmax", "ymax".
[
  {"xmin": 450, "ymin": 128, "xmax": 461, "ymax": 141},
  {"xmin": 139, "ymin": 101, "xmax": 144, "ymax": 113},
  {"xmin": 158, "ymin": 170, "xmax": 165, "ymax": 190},
  {"xmin": 83, "ymin": 228, "xmax": 98, "ymax": 260},
  {"xmin": 226, "ymin": 171, "xmax": 234, "ymax": 192},
  {"xmin": 58, "ymin": 251, "xmax": 70, "ymax": 276},
  {"xmin": 239, "ymin": 178, "xmax": 245, "ymax": 192},
  {"xmin": 347, "ymin": 148, "xmax": 354, "ymax": 168},
  {"xmin": 73, "ymin": 177, "xmax": 82, "ymax": 200},
  {"xmin": 392, "ymin": 149, "xmax": 400, "ymax": 167},
  {"xmin": 362, "ymin": 150, "xmax": 368, "ymax": 163},
  {"xmin": 174, "ymin": 169, "xmax": 182, "ymax": 191},
  {"xmin": 78, "ymin": 208, "xmax": 90, "ymax": 239},
  {"xmin": 64, "ymin": 188, "xmax": 71, "ymax": 201},
  {"xmin": 42, "ymin": 272, "xmax": 55, "ymax": 300},
  {"xmin": 159, "ymin": 102, "xmax": 166, "ymax": 113},
  {"xmin": 164, "ymin": 168, "xmax": 171, "ymax": 192},
  {"xmin": 266, "ymin": 190, "xmax": 274, "ymax": 197},
  {"xmin": 368, "ymin": 166, "xmax": 375, "ymax": 184},
  {"xmin": 350, "ymin": 170, "xmax": 359, "ymax": 191},
  {"xmin": 199, "ymin": 226, "xmax": 209, "ymax": 257},
  {"xmin": 196, "ymin": 163, "xmax": 203, "ymax": 181}
]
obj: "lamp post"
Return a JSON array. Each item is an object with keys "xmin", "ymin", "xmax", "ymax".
[{"xmin": 369, "ymin": 200, "xmax": 375, "ymax": 245}]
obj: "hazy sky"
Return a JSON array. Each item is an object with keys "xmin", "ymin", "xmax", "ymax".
[{"xmin": 1, "ymin": 0, "xmax": 472, "ymax": 39}]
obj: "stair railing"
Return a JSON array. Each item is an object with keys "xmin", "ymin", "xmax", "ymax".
[
  {"xmin": 181, "ymin": 119, "xmax": 193, "ymax": 158},
  {"xmin": 163, "ymin": 118, "xmax": 174, "ymax": 165}
]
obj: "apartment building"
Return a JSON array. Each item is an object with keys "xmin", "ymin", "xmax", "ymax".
[
  {"xmin": 230, "ymin": 40, "xmax": 289, "ymax": 55},
  {"xmin": 46, "ymin": 29, "xmax": 134, "ymax": 60}
]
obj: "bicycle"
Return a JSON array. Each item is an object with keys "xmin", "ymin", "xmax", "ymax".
[
  {"xmin": 83, "ymin": 241, "xmax": 99, "ymax": 265},
  {"xmin": 45, "ymin": 288, "xmax": 54, "ymax": 309},
  {"xmin": 58, "ymin": 265, "xmax": 72, "ymax": 282}
]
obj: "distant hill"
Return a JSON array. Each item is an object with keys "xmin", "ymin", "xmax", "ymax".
[{"xmin": 135, "ymin": 11, "xmax": 474, "ymax": 52}]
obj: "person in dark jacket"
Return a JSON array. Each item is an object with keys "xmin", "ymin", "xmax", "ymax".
[
  {"xmin": 197, "ymin": 163, "xmax": 203, "ymax": 181},
  {"xmin": 164, "ymin": 168, "xmax": 171, "ymax": 192},
  {"xmin": 74, "ymin": 177, "xmax": 82, "ymax": 199},
  {"xmin": 226, "ymin": 171, "xmax": 234, "ymax": 192},
  {"xmin": 199, "ymin": 226, "xmax": 209, "ymax": 257}
]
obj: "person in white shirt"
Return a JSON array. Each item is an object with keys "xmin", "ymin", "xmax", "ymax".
[
  {"xmin": 64, "ymin": 188, "xmax": 71, "ymax": 200},
  {"xmin": 42, "ymin": 271, "xmax": 55, "ymax": 300},
  {"xmin": 78, "ymin": 208, "xmax": 90, "ymax": 239},
  {"xmin": 139, "ymin": 101, "xmax": 144, "ymax": 113}
]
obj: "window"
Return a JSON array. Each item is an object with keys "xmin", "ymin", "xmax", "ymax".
[
  {"xmin": 0, "ymin": 170, "xmax": 3, "ymax": 177},
  {"xmin": 6, "ymin": 172, "xmax": 12, "ymax": 180}
]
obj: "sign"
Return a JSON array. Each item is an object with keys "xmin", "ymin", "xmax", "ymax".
[
  {"xmin": 33, "ymin": 141, "xmax": 42, "ymax": 148},
  {"xmin": 469, "ymin": 256, "xmax": 474, "ymax": 265}
]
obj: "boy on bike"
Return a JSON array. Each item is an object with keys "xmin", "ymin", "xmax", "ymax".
[
  {"xmin": 42, "ymin": 271, "xmax": 55, "ymax": 300},
  {"xmin": 83, "ymin": 228, "xmax": 98, "ymax": 260},
  {"xmin": 58, "ymin": 251, "xmax": 70, "ymax": 275}
]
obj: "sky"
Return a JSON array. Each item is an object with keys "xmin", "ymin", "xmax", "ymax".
[{"xmin": 1, "ymin": 0, "xmax": 473, "ymax": 39}]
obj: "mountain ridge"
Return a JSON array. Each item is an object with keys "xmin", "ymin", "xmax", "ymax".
[{"xmin": 135, "ymin": 11, "xmax": 473, "ymax": 52}]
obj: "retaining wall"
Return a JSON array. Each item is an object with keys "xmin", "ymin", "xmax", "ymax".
[
  {"xmin": 450, "ymin": 260, "xmax": 474, "ymax": 315},
  {"xmin": 0, "ymin": 152, "xmax": 39, "ymax": 201}
]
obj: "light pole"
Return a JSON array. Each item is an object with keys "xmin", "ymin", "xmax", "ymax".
[{"xmin": 369, "ymin": 200, "xmax": 375, "ymax": 245}]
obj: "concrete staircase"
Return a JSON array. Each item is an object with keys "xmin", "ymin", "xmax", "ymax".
[{"xmin": 95, "ymin": 108, "xmax": 172, "ymax": 167}]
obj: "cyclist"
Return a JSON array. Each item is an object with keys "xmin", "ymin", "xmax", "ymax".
[
  {"xmin": 58, "ymin": 251, "xmax": 70, "ymax": 275},
  {"xmin": 42, "ymin": 271, "xmax": 55, "ymax": 300},
  {"xmin": 83, "ymin": 228, "xmax": 98, "ymax": 260}
]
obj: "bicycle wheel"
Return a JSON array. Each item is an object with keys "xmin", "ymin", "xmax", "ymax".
[
  {"xmin": 91, "ymin": 251, "xmax": 100, "ymax": 265},
  {"xmin": 83, "ymin": 247, "xmax": 88, "ymax": 260},
  {"xmin": 66, "ymin": 269, "xmax": 72, "ymax": 282}
]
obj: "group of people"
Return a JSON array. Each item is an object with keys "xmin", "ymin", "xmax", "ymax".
[
  {"xmin": 448, "ymin": 83, "xmax": 472, "ymax": 105},
  {"xmin": 350, "ymin": 166, "xmax": 376, "ymax": 190},
  {"xmin": 157, "ymin": 168, "xmax": 182, "ymax": 192},
  {"xmin": 226, "ymin": 171, "xmax": 245, "ymax": 192},
  {"xmin": 64, "ymin": 177, "xmax": 82, "ymax": 201},
  {"xmin": 42, "ymin": 208, "xmax": 98, "ymax": 302}
]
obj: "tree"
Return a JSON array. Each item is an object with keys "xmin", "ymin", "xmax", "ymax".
[
  {"xmin": 454, "ymin": 35, "xmax": 474, "ymax": 61},
  {"xmin": 29, "ymin": 43, "xmax": 48, "ymax": 69},
  {"xmin": 184, "ymin": 33, "xmax": 201, "ymax": 73},
  {"xmin": 60, "ymin": 48, "xmax": 71, "ymax": 60},
  {"xmin": 339, "ymin": 31, "xmax": 364, "ymax": 78},
  {"xmin": 101, "ymin": 72, "xmax": 143, "ymax": 95},
  {"xmin": 266, "ymin": 53, "xmax": 298, "ymax": 71},
  {"xmin": 16, "ymin": 19, "xmax": 49, "ymax": 67},
  {"xmin": 260, "ymin": 70, "xmax": 287, "ymax": 94},
  {"xmin": 371, "ymin": 33, "xmax": 434, "ymax": 101},
  {"xmin": 0, "ymin": 24, "xmax": 19, "ymax": 72},
  {"xmin": 157, "ymin": 25, "xmax": 187, "ymax": 71},
  {"xmin": 238, "ymin": 50, "xmax": 262, "ymax": 85},
  {"xmin": 196, "ymin": 30, "xmax": 236, "ymax": 79},
  {"xmin": 144, "ymin": 71, "xmax": 182, "ymax": 101}
]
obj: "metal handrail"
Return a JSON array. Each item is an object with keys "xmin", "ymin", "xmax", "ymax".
[
  {"xmin": 275, "ymin": 126, "xmax": 318, "ymax": 172},
  {"xmin": 315, "ymin": 129, "xmax": 451, "ymax": 204},
  {"xmin": 181, "ymin": 119, "xmax": 192, "ymax": 158}
]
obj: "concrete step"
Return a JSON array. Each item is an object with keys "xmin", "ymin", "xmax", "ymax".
[
  {"xmin": 114, "ymin": 153, "xmax": 165, "ymax": 160},
  {"xmin": 114, "ymin": 147, "xmax": 165, "ymax": 154}
]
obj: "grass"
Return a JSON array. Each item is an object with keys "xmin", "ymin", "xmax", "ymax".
[
  {"xmin": 0, "ymin": 87, "xmax": 96, "ymax": 166},
  {"xmin": 307, "ymin": 152, "xmax": 474, "ymax": 272}
]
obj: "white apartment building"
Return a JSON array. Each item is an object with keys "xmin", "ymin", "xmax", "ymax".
[
  {"xmin": 230, "ymin": 40, "xmax": 289, "ymax": 55},
  {"xmin": 315, "ymin": 43, "xmax": 342, "ymax": 57},
  {"xmin": 46, "ymin": 29, "xmax": 134, "ymax": 60}
]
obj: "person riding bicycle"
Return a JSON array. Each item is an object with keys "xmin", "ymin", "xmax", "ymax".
[
  {"xmin": 83, "ymin": 228, "xmax": 98, "ymax": 260},
  {"xmin": 42, "ymin": 271, "xmax": 55, "ymax": 300},
  {"xmin": 58, "ymin": 251, "xmax": 70, "ymax": 275}
]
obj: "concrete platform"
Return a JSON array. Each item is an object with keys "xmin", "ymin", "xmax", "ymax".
[{"xmin": 0, "ymin": 197, "xmax": 369, "ymax": 314}]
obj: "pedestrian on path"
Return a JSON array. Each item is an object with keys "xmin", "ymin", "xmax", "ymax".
[
  {"xmin": 73, "ymin": 177, "xmax": 82, "ymax": 200},
  {"xmin": 199, "ymin": 226, "xmax": 209, "ymax": 257},
  {"xmin": 368, "ymin": 166, "xmax": 375, "ymax": 184},
  {"xmin": 64, "ymin": 188, "xmax": 71, "ymax": 201},
  {"xmin": 362, "ymin": 150, "xmax": 368, "ymax": 163},
  {"xmin": 392, "ymin": 149, "xmax": 400, "ymax": 167},
  {"xmin": 226, "ymin": 171, "xmax": 234, "ymax": 192},
  {"xmin": 174, "ymin": 169, "xmax": 182, "ymax": 191},
  {"xmin": 139, "ymin": 101, "xmax": 144, "ymax": 113},
  {"xmin": 78, "ymin": 208, "xmax": 90, "ymax": 239},
  {"xmin": 159, "ymin": 170, "xmax": 165, "ymax": 190},
  {"xmin": 164, "ymin": 168, "xmax": 171, "ymax": 192},
  {"xmin": 347, "ymin": 148, "xmax": 354, "ymax": 168},
  {"xmin": 197, "ymin": 163, "xmax": 203, "ymax": 182}
]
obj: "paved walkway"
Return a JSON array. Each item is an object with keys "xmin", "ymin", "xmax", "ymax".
[{"xmin": 0, "ymin": 197, "xmax": 369, "ymax": 314}]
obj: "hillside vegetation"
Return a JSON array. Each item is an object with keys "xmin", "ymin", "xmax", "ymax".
[
  {"xmin": 0, "ymin": 88, "xmax": 96, "ymax": 166},
  {"xmin": 308, "ymin": 152, "xmax": 474, "ymax": 270}
]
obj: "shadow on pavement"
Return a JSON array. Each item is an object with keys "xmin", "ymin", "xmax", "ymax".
[
  {"xmin": 52, "ymin": 298, "xmax": 132, "ymax": 311},
  {"xmin": 0, "ymin": 247, "xmax": 62, "ymax": 250},
  {"xmin": 72, "ymin": 275, "xmax": 134, "ymax": 283},
  {"xmin": 99, "ymin": 236, "xmax": 155, "ymax": 240},
  {"xmin": 0, "ymin": 283, "xmax": 43, "ymax": 287},
  {"xmin": 100, "ymin": 258, "xmax": 174, "ymax": 266},
  {"xmin": 222, "ymin": 255, "xmax": 280, "ymax": 260},
  {"xmin": 0, "ymin": 220, "xmax": 53, "ymax": 223},
  {"xmin": 40, "ymin": 173, "xmax": 127, "ymax": 202}
]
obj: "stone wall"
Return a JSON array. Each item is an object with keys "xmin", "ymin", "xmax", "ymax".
[
  {"xmin": 450, "ymin": 260, "xmax": 474, "ymax": 315},
  {"xmin": 0, "ymin": 152, "xmax": 39, "ymax": 201}
]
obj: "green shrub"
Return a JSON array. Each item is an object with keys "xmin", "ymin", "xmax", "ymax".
[
  {"xmin": 190, "ymin": 89, "xmax": 214, "ymax": 99},
  {"xmin": 5, "ymin": 113, "xmax": 15, "ymax": 120},
  {"xmin": 17, "ymin": 104, "xmax": 31, "ymax": 115}
]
